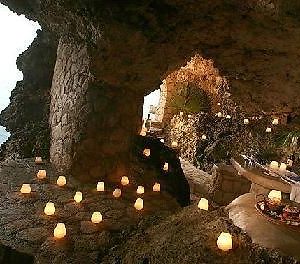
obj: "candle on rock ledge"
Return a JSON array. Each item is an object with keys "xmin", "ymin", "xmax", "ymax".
[
  {"xmin": 217, "ymin": 232, "xmax": 232, "ymax": 252},
  {"xmin": 279, "ymin": 163, "xmax": 287, "ymax": 172},
  {"xmin": 35, "ymin": 157, "xmax": 42, "ymax": 164},
  {"xmin": 163, "ymin": 162, "xmax": 169, "ymax": 171},
  {"xmin": 198, "ymin": 198, "xmax": 209, "ymax": 211},
  {"xmin": 121, "ymin": 176, "xmax": 129, "ymax": 186},
  {"xmin": 44, "ymin": 202, "xmax": 55, "ymax": 216},
  {"xmin": 243, "ymin": 118, "xmax": 249, "ymax": 125},
  {"xmin": 37, "ymin": 170, "xmax": 46, "ymax": 180},
  {"xmin": 226, "ymin": 115, "xmax": 231, "ymax": 119},
  {"xmin": 268, "ymin": 190, "xmax": 281, "ymax": 204},
  {"xmin": 91, "ymin": 212, "xmax": 102, "ymax": 224},
  {"xmin": 20, "ymin": 184, "xmax": 31, "ymax": 194},
  {"xmin": 201, "ymin": 135, "xmax": 207, "ymax": 140},
  {"xmin": 57, "ymin": 176, "xmax": 66, "ymax": 187},
  {"xmin": 54, "ymin": 223, "xmax": 66, "ymax": 239},
  {"xmin": 143, "ymin": 148, "xmax": 151, "ymax": 157},
  {"xmin": 270, "ymin": 161, "xmax": 279, "ymax": 170},
  {"xmin": 113, "ymin": 188, "xmax": 122, "ymax": 198},
  {"xmin": 137, "ymin": 186, "xmax": 145, "ymax": 194},
  {"xmin": 216, "ymin": 112, "xmax": 222, "ymax": 118},
  {"xmin": 134, "ymin": 198, "xmax": 143, "ymax": 211},
  {"xmin": 97, "ymin": 181, "xmax": 105, "ymax": 192},
  {"xmin": 153, "ymin": 182, "xmax": 160, "ymax": 192},
  {"xmin": 272, "ymin": 118, "xmax": 279, "ymax": 125},
  {"xmin": 74, "ymin": 191, "xmax": 82, "ymax": 203},
  {"xmin": 266, "ymin": 127, "xmax": 272, "ymax": 133}
]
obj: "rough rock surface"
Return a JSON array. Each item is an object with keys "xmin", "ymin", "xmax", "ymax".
[{"xmin": 0, "ymin": 159, "xmax": 181, "ymax": 264}]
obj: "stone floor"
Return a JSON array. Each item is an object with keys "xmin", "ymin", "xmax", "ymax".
[
  {"xmin": 227, "ymin": 193, "xmax": 300, "ymax": 260},
  {"xmin": 0, "ymin": 159, "xmax": 180, "ymax": 264}
]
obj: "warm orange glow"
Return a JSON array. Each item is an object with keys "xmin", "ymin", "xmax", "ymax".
[
  {"xmin": 91, "ymin": 212, "xmax": 102, "ymax": 224},
  {"xmin": 74, "ymin": 191, "xmax": 83, "ymax": 203},
  {"xmin": 153, "ymin": 182, "xmax": 160, "ymax": 192},
  {"xmin": 44, "ymin": 202, "xmax": 55, "ymax": 216},
  {"xmin": 97, "ymin": 182, "xmax": 105, "ymax": 191},
  {"xmin": 121, "ymin": 176, "xmax": 129, "ymax": 186},
  {"xmin": 20, "ymin": 184, "xmax": 31, "ymax": 194},
  {"xmin": 54, "ymin": 223, "xmax": 66, "ymax": 239},
  {"xmin": 136, "ymin": 186, "xmax": 145, "ymax": 194},
  {"xmin": 37, "ymin": 170, "xmax": 46, "ymax": 180},
  {"xmin": 217, "ymin": 232, "xmax": 232, "ymax": 251},
  {"xmin": 113, "ymin": 188, "xmax": 122, "ymax": 198},
  {"xmin": 57, "ymin": 176, "xmax": 66, "ymax": 187},
  {"xmin": 134, "ymin": 198, "xmax": 143, "ymax": 210}
]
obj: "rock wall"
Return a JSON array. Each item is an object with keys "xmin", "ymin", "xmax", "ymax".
[{"xmin": 0, "ymin": 30, "xmax": 57, "ymax": 160}]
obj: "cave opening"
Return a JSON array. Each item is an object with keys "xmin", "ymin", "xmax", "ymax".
[{"xmin": 0, "ymin": 4, "xmax": 40, "ymax": 148}]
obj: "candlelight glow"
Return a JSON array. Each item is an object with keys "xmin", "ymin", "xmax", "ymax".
[
  {"xmin": 226, "ymin": 115, "xmax": 231, "ymax": 119},
  {"xmin": 201, "ymin": 134, "xmax": 207, "ymax": 140},
  {"xmin": 272, "ymin": 118, "xmax": 279, "ymax": 125},
  {"xmin": 270, "ymin": 161, "xmax": 279, "ymax": 170},
  {"xmin": 74, "ymin": 191, "xmax": 83, "ymax": 203},
  {"xmin": 56, "ymin": 176, "xmax": 66, "ymax": 187},
  {"xmin": 243, "ymin": 118, "xmax": 249, "ymax": 124},
  {"xmin": 268, "ymin": 190, "xmax": 281, "ymax": 204},
  {"xmin": 137, "ymin": 186, "xmax": 145, "ymax": 194},
  {"xmin": 171, "ymin": 141, "xmax": 178, "ymax": 148},
  {"xmin": 216, "ymin": 112, "xmax": 222, "ymax": 118},
  {"xmin": 143, "ymin": 148, "xmax": 151, "ymax": 157},
  {"xmin": 20, "ymin": 183, "xmax": 31, "ymax": 194},
  {"xmin": 121, "ymin": 176, "xmax": 129, "ymax": 186},
  {"xmin": 37, "ymin": 170, "xmax": 46, "ymax": 180},
  {"xmin": 179, "ymin": 111, "xmax": 183, "ymax": 116},
  {"xmin": 197, "ymin": 198, "xmax": 209, "ymax": 211},
  {"xmin": 153, "ymin": 182, "xmax": 160, "ymax": 192},
  {"xmin": 97, "ymin": 181, "xmax": 105, "ymax": 191},
  {"xmin": 266, "ymin": 127, "xmax": 272, "ymax": 133},
  {"xmin": 44, "ymin": 202, "xmax": 55, "ymax": 216},
  {"xmin": 217, "ymin": 232, "xmax": 232, "ymax": 251},
  {"xmin": 134, "ymin": 198, "xmax": 143, "ymax": 210},
  {"xmin": 54, "ymin": 223, "xmax": 66, "ymax": 239},
  {"xmin": 35, "ymin": 157, "xmax": 42, "ymax": 164},
  {"xmin": 163, "ymin": 162, "xmax": 169, "ymax": 171},
  {"xmin": 113, "ymin": 188, "xmax": 122, "ymax": 198},
  {"xmin": 91, "ymin": 212, "xmax": 102, "ymax": 224}
]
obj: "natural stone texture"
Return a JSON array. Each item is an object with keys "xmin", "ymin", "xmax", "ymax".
[{"xmin": 0, "ymin": 30, "xmax": 57, "ymax": 160}]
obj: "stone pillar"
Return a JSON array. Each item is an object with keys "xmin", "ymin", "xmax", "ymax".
[{"xmin": 50, "ymin": 37, "xmax": 143, "ymax": 183}]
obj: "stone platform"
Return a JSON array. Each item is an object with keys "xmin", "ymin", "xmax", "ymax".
[{"xmin": 0, "ymin": 159, "xmax": 180, "ymax": 264}]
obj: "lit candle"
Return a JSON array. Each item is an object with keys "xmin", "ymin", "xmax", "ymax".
[
  {"xmin": 74, "ymin": 191, "xmax": 82, "ymax": 203},
  {"xmin": 216, "ymin": 112, "xmax": 222, "ymax": 118},
  {"xmin": 56, "ymin": 176, "xmax": 66, "ymax": 187},
  {"xmin": 121, "ymin": 176, "xmax": 129, "ymax": 186},
  {"xmin": 217, "ymin": 102, "xmax": 221, "ymax": 106},
  {"xmin": 137, "ymin": 186, "xmax": 145, "ymax": 194},
  {"xmin": 44, "ymin": 202, "xmax": 55, "ymax": 216},
  {"xmin": 113, "ymin": 188, "xmax": 122, "ymax": 198},
  {"xmin": 20, "ymin": 184, "xmax": 31, "ymax": 194},
  {"xmin": 37, "ymin": 170, "xmax": 46, "ymax": 180},
  {"xmin": 91, "ymin": 212, "xmax": 102, "ymax": 224},
  {"xmin": 160, "ymin": 138, "xmax": 165, "ymax": 143},
  {"xmin": 97, "ymin": 181, "xmax": 105, "ymax": 191},
  {"xmin": 266, "ymin": 127, "xmax": 272, "ymax": 133},
  {"xmin": 279, "ymin": 163, "xmax": 287, "ymax": 172},
  {"xmin": 54, "ymin": 223, "xmax": 66, "ymax": 239},
  {"xmin": 226, "ymin": 115, "xmax": 231, "ymax": 119},
  {"xmin": 143, "ymin": 148, "xmax": 151, "ymax": 157},
  {"xmin": 153, "ymin": 182, "xmax": 160, "ymax": 192},
  {"xmin": 188, "ymin": 114, "xmax": 192, "ymax": 118},
  {"xmin": 179, "ymin": 111, "xmax": 183, "ymax": 116},
  {"xmin": 243, "ymin": 118, "xmax": 249, "ymax": 125},
  {"xmin": 201, "ymin": 135, "xmax": 207, "ymax": 140},
  {"xmin": 35, "ymin": 157, "xmax": 42, "ymax": 164},
  {"xmin": 198, "ymin": 198, "xmax": 209, "ymax": 211},
  {"xmin": 217, "ymin": 232, "xmax": 232, "ymax": 251},
  {"xmin": 268, "ymin": 190, "xmax": 281, "ymax": 204},
  {"xmin": 270, "ymin": 161, "xmax": 279, "ymax": 170},
  {"xmin": 171, "ymin": 141, "xmax": 178, "ymax": 148},
  {"xmin": 272, "ymin": 118, "xmax": 279, "ymax": 125},
  {"xmin": 134, "ymin": 198, "xmax": 143, "ymax": 210},
  {"xmin": 163, "ymin": 162, "xmax": 169, "ymax": 171}
]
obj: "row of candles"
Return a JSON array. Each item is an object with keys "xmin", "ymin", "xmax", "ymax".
[{"xmin": 25, "ymin": 157, "xmax": 234, "ymax": 251}]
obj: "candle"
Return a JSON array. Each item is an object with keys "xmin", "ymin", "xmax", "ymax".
[
  {"xmin": 160, "ymin": 138, "xmax": 165, "ymax": 143},
  {"xmin": 35, "ymin": 157, "xmax": 42, "ymax": 164},
  {"xmin": 268, "ymin": 190, "xmax": 281, "ymax": 204},
  {"xmin": 134, "ymin": 198, "xmax": 143, "ymax": 210},
  {"xmin": 188, "ymin": 114, "xmax": 192, "ymax": 118},
  {"xmin": 266, "ymin": 127, "xmax": 272, "ymax": 133},
  {"xmin": 179, "ymin": 111, "xmax": 183, "ymax": 116},
  {"xmin": 54, "ymin": 223, "xmax": 66, "ymax": 239},
  {"xmin": 113, "ymin": 188, "xmax": 122, "ymax": 198},
  {"xmin": 197, "ymin": 198, "xmax": 209, "ymax": 211},
  {"xmin": 153, "ymin": 182, "xmax": 160, "ymax": 192},
  {"xmin": 74, "ymin": 191, "xmax": 82, "ymax": 203},
  {"xmin": 243, "ymin": 118, "xmax": 249, "ymax": 124},
  {"xmin": 216, "ymin": 112, "xmax": 222, "ymax": 118},
  {"xmin": 121, "ymin": 176, "xmax": 129, "ymax": 186},
  {"xmin": 137, "ymin": 186, "xmax": 145, "ymax": 194},
  {"xmin": 56, "ymin": 176, "xmax": 66, "ymax": 187},
  {"xmin": 272, "ymin": 118, "xmax": 279, "ymax": 125},
  {"xmin": 163, "ymin": 162, "xmax": 169, "ymax": 171},
  {"xmin": 44, "ymin": 202, "xmax": 55, "ymax": 216},
  {"xmin": 37, "ymin": 170, "xmax": 46, "ymax": 180},
  {"xmin": 217, "ymin": 232, "xmax": 232, "ymax": 251},
  {"xmin": 20, "ymin": 184, "xmax": 31, "ymax": 194},
  {"xmin": 143, "ymin": 148, "xmax": 151, "ymax": 157},
  {"xmin": 217, "ymin": 102, "xmax": 221, "ymax": 106},
  {"xmin": 97, "ymin": 181, "xmax": 105, "ymax": 191},
  {"xmin": 201, "ymin": 135, "xmax": 207, "ymax": 140},
  {"xmin": 226, "ymin": 115, "xmax": 231, "ymax": 119},
  {"xmin": 91, "ymin": 212, "xmax": 102, "ymax": 224},
  {"xmin": 270, "ymin": 161, "xmax": 279, "ymax": 170},
  {"xmin": 171, "ymin": 141, "xmax": 178, "ymax": 148},
  {"xmin": 279, "ymin": 163, "xmax": 287, "ymax": 172}
]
